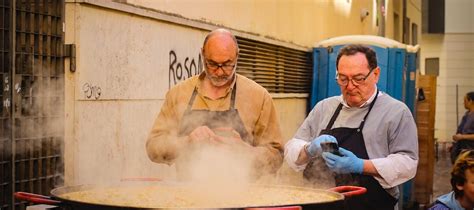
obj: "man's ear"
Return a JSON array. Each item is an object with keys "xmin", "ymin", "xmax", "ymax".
[
  {"xmin": 373, "ymin": 67, "xmax": 380, "ymax": 82},
  {"xmin": 373, "ymin": 67, "xmax": 380, "ymax": 76}
]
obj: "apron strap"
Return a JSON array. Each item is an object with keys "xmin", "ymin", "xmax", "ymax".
[
  {"xmin": 325, "ymin": 90, "xmax": 380, "ymax": 132},
  {"xmin": 325, "ymin": 103, "xmax": 343, "ymax": 130},
  {"xmin": 357, "ymin": 90, "xmax": 379, "ymax": 132},
  {"xmin": 185, "ymin": 88, "xmax": 199, "ymax": 113},
  {"xmin": 230, "ymin": 82, "xmax": 237, "ymax": 110}
]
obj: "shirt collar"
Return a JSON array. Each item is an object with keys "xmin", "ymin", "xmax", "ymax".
[
  {"xmin": 341, "ymin": 86, "xmax": 381, "ymax": 108},
  {"xmin": 437, "ymin": 191, "xmax": 464, "ymax": 210}
]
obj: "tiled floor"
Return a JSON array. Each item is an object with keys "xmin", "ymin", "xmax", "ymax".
[
  {"xmin": 406, "ymin": 142, "xmax": 452, "ymax": 210},
  {"xmin": 432, "ymin": 142, "xmax": 453, "ymax": 201}
]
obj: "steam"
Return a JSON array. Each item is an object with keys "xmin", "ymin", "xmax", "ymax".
[
  {"xmin": 10, "ymin": 71, "xmax": 65, "ymax": 188},
  {"xmin": 176, "ymin": 142, "xmax": 255, "ymax": 198}
]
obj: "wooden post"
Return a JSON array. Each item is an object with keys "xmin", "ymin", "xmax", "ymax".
[{"xmin": 414, "ymin": 75, "xmax": 437, "ymax": 205}]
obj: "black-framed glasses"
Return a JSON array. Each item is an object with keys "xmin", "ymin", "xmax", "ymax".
[
  {"xmin": 204, "ymin": 60, "xmax": 236, "ymax": 72},
  {"xmin": 335, "ymin": 68, "xmax": 375, "ymax": 86}
]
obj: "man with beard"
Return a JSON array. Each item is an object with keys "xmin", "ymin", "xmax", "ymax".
[{"xmin": 146, "ymin": 28, "xmax": 283, "ymax": 180}]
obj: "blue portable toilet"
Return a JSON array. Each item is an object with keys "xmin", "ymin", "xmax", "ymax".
[
  {"xmin": 311, "ymin": 35, "xmax": 419, "ymax": 113},
  {"xmin": 405, "ymin": 46, "xmax": 418, "ymax": 115},
  {"xmin": 311, "ymin": 35, "xmax": 419, "ymax": 208}
]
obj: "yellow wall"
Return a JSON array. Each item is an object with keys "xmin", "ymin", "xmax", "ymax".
[
  {"xmin": 407, "ymin": 0, "xmax": 422, "ymax": 45},
  {"xmin": 126, "ymin": 0, "xmax": 421, "ymax": 46},
  {"xmin": 126, "ymin": 0, "xmax": 384, "ymax": 47}
]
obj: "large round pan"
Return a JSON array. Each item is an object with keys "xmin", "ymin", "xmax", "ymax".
[{"xmin": 15, "ymin": 180, "xmax": 366, "ymax": 210}]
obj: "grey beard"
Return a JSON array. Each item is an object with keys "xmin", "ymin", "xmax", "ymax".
[{"xmin": 205, "ymin": 70, "xmax": 234, "ymax": 87}]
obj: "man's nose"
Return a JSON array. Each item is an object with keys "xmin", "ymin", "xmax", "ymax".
[
  {"xmin": 345, "ymin": 79, "xmax": 357, "ymax": 90},
  {"xmin": 214, "ymin": 67, "xmax": 226, "ymax": 75}
]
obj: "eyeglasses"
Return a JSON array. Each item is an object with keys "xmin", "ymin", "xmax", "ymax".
[
  {"xmin": 335, "ymin": 68, "xmax": 375, "ymax": 86},
  {"xmin": 204, "ymin": 60, "xmax": 236, "ymax": 72}
]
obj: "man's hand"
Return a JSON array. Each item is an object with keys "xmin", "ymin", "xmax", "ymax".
[
  {"xmin": 212, "ymin": 127, "xmax": 250, "ymax": 148},
  {"xmin": 322, "ymin": 147, "xmax": 364, "ymax": 174},
  {"xmin": 453, "ymin": 134, "xmax": 463, "ymax": 141},
  {"xmin": 188, "ymin": 126, "xmax": 248, "ymax": 147},
  {"xmin": 305, "ymin": 135, "xmax": 337, "ymax": 157},
  {"xmin": 188, "ymin": 126, "xmax": 216, "ymax": 144}
]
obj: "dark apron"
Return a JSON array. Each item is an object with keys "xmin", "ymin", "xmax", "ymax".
[
  {"xmin": 177, "ymin": 82, "xmax": 252, "ymax": 144},
  {"xmin": 304, "ymin": 91, "xmax": 397, "ymax": 210}
]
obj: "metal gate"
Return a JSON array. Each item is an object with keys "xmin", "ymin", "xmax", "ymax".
[{"xmin": 0, "ymin": 0, "xmax": 64, "ymax": 209}]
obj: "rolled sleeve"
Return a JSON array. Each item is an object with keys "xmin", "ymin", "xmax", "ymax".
[
  {"xmin": 251, "ymin": 93, "xmax": 284, "ymax": 175},
  {"xmin": 284, "ymin": 138, "xmax": 308, "ymax": 171},
  {"xmin": 372, "ymin": 154, "xmax": 418, "ymax": 188}
]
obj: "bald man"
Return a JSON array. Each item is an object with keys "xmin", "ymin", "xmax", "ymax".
[{"xmin": 146, "ymin": 29, "xmax": 283, "ymax": 179}]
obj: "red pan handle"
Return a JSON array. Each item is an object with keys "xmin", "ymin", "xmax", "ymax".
[
  {"xmin": 14, "ymin": 192, "xmax": 61, "ymax": 205},
  {"xmin": 329, "ymin": 186, "xmax": 367, "ymax": 197}
]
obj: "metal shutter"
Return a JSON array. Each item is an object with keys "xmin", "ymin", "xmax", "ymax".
[
  {"xmin": 236, "ymin": 37, "xmax": 312, "ymax": 94},
  {"xmin": 1, "ymin": 0, "xmax": 65, "ymax": 209}
]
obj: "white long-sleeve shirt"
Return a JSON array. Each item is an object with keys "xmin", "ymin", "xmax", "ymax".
[{"xmin": 284, "ymin": 92, "xmax": 418, "ymax": 197}]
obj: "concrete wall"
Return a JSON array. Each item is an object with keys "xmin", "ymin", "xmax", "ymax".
[
  {"xmin": 64, "ymin": 0, "xmax": 421, "ymax": 185},
  {"xmin": 420, "ymin": 0, "xmax": 474, "ymax": 142},
  {"xmin": 445, "ymin": 0, "xmax": 474, "ymax": 33},
  {"xmin": 64, "ymin": 3, "xmax": 209, "ymax": 184},
  {"xmin": 421, "ymin": 34, "xmax": 474, "ymax": 142}
]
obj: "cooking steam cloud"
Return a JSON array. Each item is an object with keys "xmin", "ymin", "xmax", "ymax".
[
  {"xmin": 11, "ymin": 73, "xmax": 65, "ymax": 188},
  {"xmin": 178, "ymin": 143, "xmax": 254, "ymax": 197}
]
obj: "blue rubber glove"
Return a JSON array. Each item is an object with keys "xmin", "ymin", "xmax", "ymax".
[
  {"xmin": 305, "ymin": 134, "xmax": 337, "ymax": 157},
  {"xmin": 322, "ymin": 147, "xmax": 364, "ymax": 174}
]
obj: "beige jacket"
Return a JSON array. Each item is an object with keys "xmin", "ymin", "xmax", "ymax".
[{"xmin": 146, "ymin": 73, "xmax": 283, "ymax": 178}]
